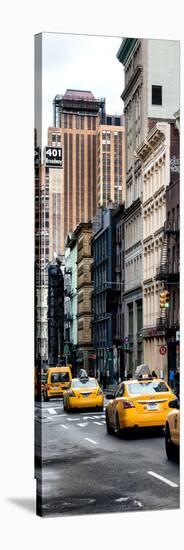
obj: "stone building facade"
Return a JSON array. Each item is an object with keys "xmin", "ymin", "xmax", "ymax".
[
  {"xmin": 136, "ymin": 122, "xmax": 171, "ymax": 378},
  {"xmin": 116, "ymin": 37, "xmax": 180, "ymax": 375},
  {"xmin": 74, "ymin": 222, "xmax": 93, "ymax": 372}
]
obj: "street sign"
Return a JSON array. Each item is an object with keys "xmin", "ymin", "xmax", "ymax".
[
  {"xmin": 159, "ymin": 346, "xmax": 167, "ymax": 355},
  {"xmin": 45, "ymin": 146, "xmax": 63, "ymax": 168}
]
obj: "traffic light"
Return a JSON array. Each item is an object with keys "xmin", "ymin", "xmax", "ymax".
[
  {"xmin": 165, "ymin": 290, "xmax": 170, "ymax": 308},
  {"xmin": 160, "ymin": 290, "xmax": 170, "ymax": 309},
  {"xmin": 160, "ymin": 291, "xmax": 166, "ymax": 309}
]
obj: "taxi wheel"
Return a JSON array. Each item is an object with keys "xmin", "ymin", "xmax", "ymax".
[
  {"xmin": 97, "ymin": 406, "xmax": 104, "ymax": 412},
  {"xmin": 115, "ymin": 413, "xmax": 122, "ymax": 437},
  {"xmin": 106, "ymin": 410, "xmax": 114, "ymax": 435},
  {"xmin": 165, "ymin": 424, "xmax": 175, "ymax": 460}
]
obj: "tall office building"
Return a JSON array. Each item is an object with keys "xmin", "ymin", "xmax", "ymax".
[
  {"xmin": 53, "ymin": 90, "xmax": 105, "ymax": 252},
  {"xmin": 53, "ymin": 90, "xmax": 125, "ymax": 252},
  {"xmin": 47, "ymin": 128, "xmax": 63, "ymax": 261},
  {"xmin": 97, "ymin": 116, "xmax": 125, "ymax": 207}
]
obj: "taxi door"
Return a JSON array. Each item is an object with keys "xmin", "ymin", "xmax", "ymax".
[{"xmin": 172, "ymin": 411, "xmax": 180, "ymax": 446}]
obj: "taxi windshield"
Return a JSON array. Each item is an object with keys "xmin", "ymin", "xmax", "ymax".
[
  {"xmin": 128, "ymin": 381, "xmax": 169, "ymax": 395},
  {"xmin": 72, "ymin": 379, "xmax": 98, "ymax": 388},
  {"xmin": 51, "ymin": 372, "xmax": 70, "ymax": 383}
]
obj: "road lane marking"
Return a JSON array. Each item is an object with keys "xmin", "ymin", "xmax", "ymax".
[
  {"xmin": 85, "ymin": 438, "xmax": 98, "ymax": 445},
  {"xmin": 81, "ymin": 412, "xmax": 104, "ymax": 416},
  {"xmin": 60, "ymin": 424, "xmax": 68, "ymax": 429},
  {"xmin": 93, "ymin": 421, "xmax": 104, "ymax": 426},
  {"xmin": 82, "ymin": 416, "xmax": 96, "ymax": 420},
  {"xmin": 92, "ymin": 415, "xmax": 105, "ymax": 419},
  {"xmin": 47, "ymin": 408, "xmax": 57, "ymax": 414},
  {"xmin": 115, "ymin": 497, "xmax": 129, "ymax": 503},
  {"xmin": 67, "ymin": 418, "xmax": 80, "ymax": 422},
  {"xmin": 45, "ymin": 406, "xmax": 63, "ymax": 410},
  {"xmin": 77, "ymin": 423, "xmax": 88, "ymax": 427},
  {"xmin": 147, "ymin": 471, "xmax": 178, "ymax": 488}
]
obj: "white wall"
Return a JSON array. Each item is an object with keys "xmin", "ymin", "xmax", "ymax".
[{"xmin": 148, "ymin": 39, "xmax": 180, "ymax": 119}]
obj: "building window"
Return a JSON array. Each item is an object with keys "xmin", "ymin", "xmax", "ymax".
[
  {"xmin": 128, "ymin": 303, "xmax": 133, "ymax": 335},
  {"xmin": 152, "ymin": 85, "xmax": 162, "ymax": 106},
  {"xmin": 115, "ymin": 117, "xmax": 121, "ymax": 126}
]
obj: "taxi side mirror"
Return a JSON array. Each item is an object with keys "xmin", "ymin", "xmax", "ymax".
[
  {"xmin": 169, "ymin": 398, "xmax": 179, "ymax": 409},
  {"xmin": 106, "ymin": 392, "xmax": 115, "ymax": 400}
]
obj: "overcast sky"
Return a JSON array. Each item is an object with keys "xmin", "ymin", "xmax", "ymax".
[{"xmin": 41, "ymin": 32, "xmax": 124, "ymax": 145}]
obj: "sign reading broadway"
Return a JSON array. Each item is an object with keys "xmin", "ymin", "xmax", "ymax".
[{"xmin": 45, "ymin": 147, "xmax": 63, "ymax": 168}]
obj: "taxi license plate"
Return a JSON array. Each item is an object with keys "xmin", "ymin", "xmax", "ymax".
[
  {"xmin": 147, "ymin": 403, "xmax": 159, "ymax": 410},
  {"xmin": 53, "ymin": 386, "xmax": 58, "ymax": 390},
  {"xmin": 82, "ymin": 394, "xmax": 90, "ymax": 397}
]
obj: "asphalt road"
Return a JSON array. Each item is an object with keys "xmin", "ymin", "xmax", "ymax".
[{"xmin": 35, "ymin": 398, "xmax": 180, "ymax": 518}]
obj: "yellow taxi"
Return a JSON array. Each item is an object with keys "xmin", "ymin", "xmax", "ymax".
[
  {"xmin": 44, "ymin": 366, "xmax": 72, "ymax": 401},
  {"xmin": 105, "ymin": 376, "xmax": 176, "ymax": 436},
  {"xmin": 63, "ymin": 375, "xmax": 104, "ymax": 411},
  {"xmin": 165, "ymin": 398, "xmax": 180, "ymax": 460}
]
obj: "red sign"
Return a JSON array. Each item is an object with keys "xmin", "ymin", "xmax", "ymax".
[{"xmin": 159, "ymin": 346, "xmax": 167, "ymax": 355}]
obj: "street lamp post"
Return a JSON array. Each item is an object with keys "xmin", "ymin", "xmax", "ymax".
[
  {"xmin": 47, "ymin": 316, "xmax": 61, "ymax": 365},
  {"xmin": 103, "ymin": 280, "xmax": 124, "ymax": 383}
]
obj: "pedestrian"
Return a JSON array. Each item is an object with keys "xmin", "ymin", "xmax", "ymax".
[
  {"xmin": 152, "ymin": 370, "xmax": 157, "ymax": 378},
  {"xmin": 169, "ymin": 368, "xmax": 175, "ymax": 389},
  {"xmin": 99, "ymin": 370, "xmax": 103, "ymax": 387},
  {"xmin": 174, "ymin": 370, "xmax": 180, "ymax": 399},
  {"xmin": 127, "ymin": 372, "xmax": 132, "ymax": 380},
  {"xmin": 103, "ymin": 372, "xmax": 107, "ymax": 390}
]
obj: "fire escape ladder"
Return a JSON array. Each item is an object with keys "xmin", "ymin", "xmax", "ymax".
[{"xmin": 160, "ymin": 233, "xmax": 169, "ymax": 275}]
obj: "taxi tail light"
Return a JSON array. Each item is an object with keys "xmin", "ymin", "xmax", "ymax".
[
  {"xmin": 47, "ymin": 385, "xmax": 50, "ymax": 390},
  {"xmin": 68, "ymin": 390, "xmax": 75, "ymax": 397},
  {"xmin": 122, "ymin": 400, "xmax": 135, "ymax": 409},
  {"xmin": 97, "ymin": 388, "xmax": 103, "ymax": 395}
]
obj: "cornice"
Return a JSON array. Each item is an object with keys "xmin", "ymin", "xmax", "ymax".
[
  {"xmin": 116, "ymin": 38, "xmax": 138, "ymax": 65},
  {"xmin": 121, "ymin": 65, "xmax": 143, "ymax": 102}
]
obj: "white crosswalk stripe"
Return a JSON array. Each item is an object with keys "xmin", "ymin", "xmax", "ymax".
[
  {"xmin": 77, "ymin": 423, "xmax": 88, "ymax": 427},
  {"xmin": 47, "ymin": 408, "xmax": 57, "ymax": 415},
  {"xmin": 93, "ymin": 421, "xmax": 104, "ymax": 426}
]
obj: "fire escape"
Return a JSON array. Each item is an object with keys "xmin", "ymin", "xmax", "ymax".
[{"xmin": 155, "ymin": 219, "xmax": 179, "ymax": 331}]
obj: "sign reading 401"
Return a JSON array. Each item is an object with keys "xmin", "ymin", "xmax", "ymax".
[{"xmin": 45, "ymin": 146, "xmax": 63, "ymax": 168}]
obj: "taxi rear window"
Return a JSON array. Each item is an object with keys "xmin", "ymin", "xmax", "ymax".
[
  {"xmin": 51, "ymin": 372, "xmax": 70, "ymax": 383},
  {"xmin": 128, "ymin": 381, "xmax": 169, "ymax": 394},
  {"xmin": 72, "ymin": 379, "xmax": 98, "ymax": 388}
]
